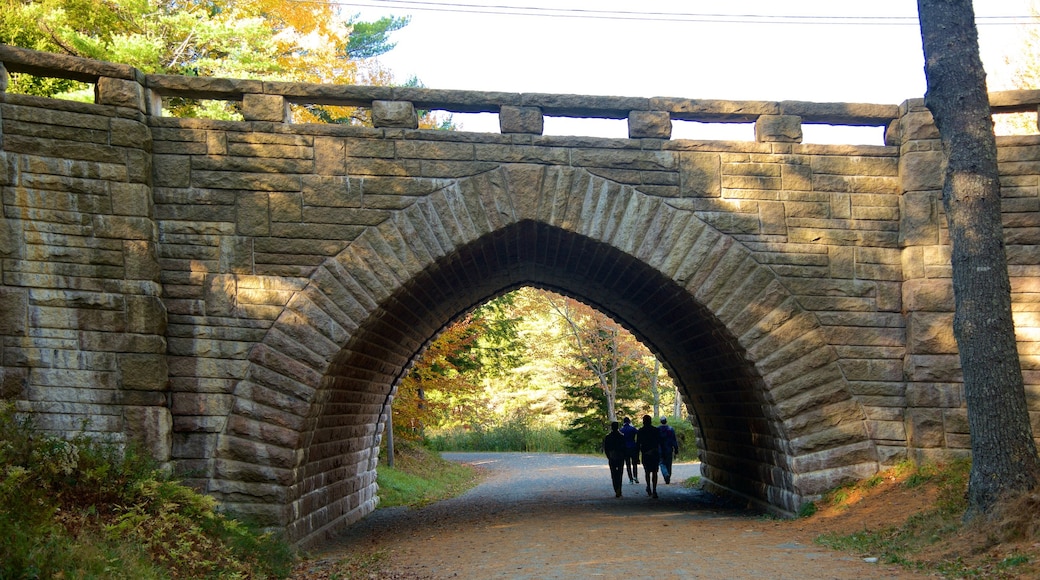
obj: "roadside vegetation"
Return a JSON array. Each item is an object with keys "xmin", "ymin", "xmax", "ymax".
[
  {"xmin": 810, "ymin": 460, "xmax": 1040, "ymax": 579},
  {"xmin": 0, "ymin": 402, "xmax": 294, "ymax": 579},
  {"xmin": 376, "ymin": 441, "xmax": 483, "ymax": 508}
]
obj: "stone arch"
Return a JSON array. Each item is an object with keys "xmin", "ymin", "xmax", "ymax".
[{"xmin": 211, "ymin": 164, "xmax": 877, "ymax": 546}]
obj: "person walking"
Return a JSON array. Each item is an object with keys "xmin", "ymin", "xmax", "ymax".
[
  {"xmin": 603, "ymin": 421, "xmax": 627, "ymax": 498},
  {"xmin": 658, "ymin": 417, "xmax": 679, "ymax": 484},
  {"xmin": 636, "ymin": 415, "xmax": 661, "ymax": 498},
  {"xmin": 620, "ymin": 417, "xmax": 639, "ymax": 484}
]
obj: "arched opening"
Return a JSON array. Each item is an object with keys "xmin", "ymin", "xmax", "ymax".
[{"xmin": 212, "ymin": 166, "xmax": 876, "ymax": 546}]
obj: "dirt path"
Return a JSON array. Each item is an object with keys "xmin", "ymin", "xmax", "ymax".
[{"xmin": 301, "ymin": 453, "xmax": 930, "ymax": 579}]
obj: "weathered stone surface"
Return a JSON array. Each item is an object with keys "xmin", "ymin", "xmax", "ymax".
[
  {"xmin": 900, "ymin": 110, "xmax": 940, "ymax": 142},
  {"xmin": 900, "ymin": 150, "xmax": 943, "ymax": 192},
  {"xmin": 154, "ymin": 154, "xmax": 191, "ymax": 187},
  {"xmin": 628, "ymin": 110, "xmax": 671, "ymax": 139},
  {"xmin": 0, "ymin": 288, "xmax": 27, "ymax": 335},
  {"xmin": 679, "ymin": 151, "xmax": 721, "ymax": 197},
  {"xmin": 907, "ymin": 312, "xmax": 956, "ymax": 354},
  {"xmin": 124, "ymin": 405, "xmax": 172, "ymax": 462},
  {"xmin": 903, "ymin": 279, "xmax": 954, "ymax": 311},
  {"xmin": 119, "ymin": 353, "xmax": 169, "ymax": 391},
  {"xmin": 499, "ymin": 106, "xmax": 543, "ymax": 134},
  {"xmin": 242, "ymin": 94, "xmax": 288, "ymax": 123},
  {"xmin": 110, "ymin": 117, "xmax": 152, "ymax": 149},
  {"xmin": 371, "ymin": 100, "xmax": 418, "ymax": 129},
  {"xmin": 756, "ymin": 115, "xmax": 802, "ymax": 143},
  {"xmin": 906, "ymin": 408, "xmax": 945, "ymax": 448},
  {"xmin": 96, "ymin": 77, "xmax": 146, "ymax": 111}
]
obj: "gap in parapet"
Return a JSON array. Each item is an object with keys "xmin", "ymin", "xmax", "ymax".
[{"xmin": 449, "ymin": 111, "xmax": 887, "ymax": 146}]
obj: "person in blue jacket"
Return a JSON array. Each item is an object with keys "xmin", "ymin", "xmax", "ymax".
[
  {"xmin": 658, "ymin": 417, "xmax": 679, "ymax": 484},
  {"xmin": 619, "ymin": 417, "xmax": 639, "ymax": 484}
]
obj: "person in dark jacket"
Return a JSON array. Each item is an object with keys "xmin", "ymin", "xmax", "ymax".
[
  {"xmin": 636, "ymin": 415, "xmax": 661, "ymax": 498},
  {"xmin": 603, "ymin": 421, "xmax": 627, "ymax": 498},
  {"xmin": 620, "ymin": 416, "xmax": 639, "ymax": 484},
  {"xmin": 658, "ymin": 417, "xmax": 679, "ymax": 484}
]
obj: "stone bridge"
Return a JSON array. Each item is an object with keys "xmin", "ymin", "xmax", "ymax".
[{"xmin": 2, "ymin": 45, "xmax": 1040, "ymax": 546}]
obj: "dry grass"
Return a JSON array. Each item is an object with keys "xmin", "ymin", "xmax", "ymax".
[{"xmin": 809, "ymin": 460, "xmax": 1040, "ymax": 579}]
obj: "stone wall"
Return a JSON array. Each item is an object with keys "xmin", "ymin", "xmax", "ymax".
[
  {"xmin": 3, "ymin": 45, "xmax": 1040, "ymax": 545},
  {"xmin": 0, "ymin": 77, "xmax": 170, "ymax": 460}
]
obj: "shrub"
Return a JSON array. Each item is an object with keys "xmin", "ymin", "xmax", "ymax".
[{"xmin": 0, "ymin": 402, "xmax": 294, "ymax": 578}]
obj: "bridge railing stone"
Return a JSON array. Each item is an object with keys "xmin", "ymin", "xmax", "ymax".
[
  {"xmin": 3, "ymin": 43, "xmax": 1038, "ymax": 144},
  {"xmin": 2, "ymin": 43, "xmax": 910, "ymax": 144}
]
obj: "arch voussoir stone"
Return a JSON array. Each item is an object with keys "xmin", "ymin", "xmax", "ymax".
[
  {"xmin": 609, "ymin": 192, "xmax": 662, "ymax": 255},
  {"xmin": 692, "ymin": 242, "xmax": 755, "ymax": 307}
]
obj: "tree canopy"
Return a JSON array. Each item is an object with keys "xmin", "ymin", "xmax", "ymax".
[
  {"xmin": 393, "ymin": 287, "xmax": 681, "ymax": 450},
  {"xmin": 0, "ymin": 0, "xmax": 424, "ymax": 122}
]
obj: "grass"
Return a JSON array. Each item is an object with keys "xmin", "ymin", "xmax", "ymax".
[
  {"xmin": 813, "ymin": 459, "xmax": 1040, "ymax": 579},
  {"xmin": 0, "ymin": 402, "xmax": 295, "ymax": 579},
  {"xmin": 376, "ymin": 441, "xmax": 484, "ymax": 508}
]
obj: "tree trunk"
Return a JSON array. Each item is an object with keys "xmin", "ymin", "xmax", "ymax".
[
  {"xmin": 651, "ymin": 359, "xmax": 660, "ymax": 419},
  {"xmin": 918, "ymin": 0, "xmax": 1040, "ymax": 516}
]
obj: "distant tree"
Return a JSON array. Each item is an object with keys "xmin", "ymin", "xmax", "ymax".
[
  {"xmin": 989, "ymin": 1, "xmax": 1040, "ymax": 134},
  {"xmin": 542, "ymin": 292, "xmax": 659, "ymax": 449},
  {"xmin": 393, "ymin": 294, "xmax": 524, "ymax": 439},
  {"xmin": 918, "ymin": 0, "xmax": 1040, "ymax": 517}
]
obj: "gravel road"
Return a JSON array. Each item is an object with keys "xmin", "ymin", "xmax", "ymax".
[{"xmin": 308, "ymin": 452, "xmax": 927, "ymax": 579}]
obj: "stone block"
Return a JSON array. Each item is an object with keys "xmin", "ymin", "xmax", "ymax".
[
  {"xmin": 242, "ymin": 94, "xmax": 288, "ymax": 123},
  {"xmin": 94, "ymin": 215, "xmax": 156, "ymax": 240},
  {"xmin": 110, "ymin": 117, "xmax": 151, "ymax": 150},
  {"xmin": 907, "ymin": 312, "xmax": 956, "ymax": 354},
  {"xmin": 0, "ymin": 61, "xmax": 7, "ymax": 92},
  {"xmin": 944, "ymin": 408, "xmax": 969, "ymax": 433},
  {"xmin": 111, "ymin": 182, "xmax": 152, "ymax": 216},
  {"xmin": 205, "ymin": 274, "xmax": 238, "ymax": 317},
  {"xmin": 906, "ymin": 408, "xmax": 945, "ymax": 448},
  {"xmin": 900, "ymin": 150, "xmax": 944, "ymax": 193},
  {"xmin": 172, "ymin": 392, "xmax": 235, "ymax": 416},
  {"xmin": 126, "ymin": 149, "xmax": 151, "ymax": 183},
  {"xmin": 499, "ymin": 106, "xmax": 544, "ymax": 134},
  {"xmin": 118, "ymin": 353, "xmax": 169, "ymax": 391},
  {"xmin": 1, "ymin": 367, "xmax": 28, "ymax": 399},
  {"xmin": 867, "ymin": 419, "xmax": 907, "ymax": 442},
  {"xmin": 904, "ymin": 354, "xmax": 962, "ymax": 382},
  {"xmin": 154, "ymin": 155, "xmax": 191, "ymax": 188},
  {"xmin": 237, "ymin": 192, "xmax": 270, "ymax": 236},
  {"xmin": 906, "ymin": 382, "xmax": 962, "ymax": 408},
  {"xmin": 220, "ymin": 236, "xmax": 254, "ymax": 274},
  {"xmin": 680, "ymin": 152, "xmax": 721, "ymax": 197},
  {"xmin": 877, "ymin": 444, "xmax": 908, "ymax": 465},
  {"xmin": 372, "ymin": 100, "xmax": 417, "ymax": 129},
  {"xmin": 903, "ymin": 278, "xmax": 953, "ymax": 312},
  {"xmin": 755, "ymin": 115, "xmax": 802, "ymax": 143},
  {"xmin": 124, "ymin": 240, "xmax": 161, "ymax": 280},
  {"xmin": 123, "ymin": 405, "xmax": 172, "ymax": 462},
  {"xmin": 314, "ymin": 136, "xmax": 346, "ymax": 176},
  {"xmin": 96, "ymin": 77, "xmax": 146, "ymax": 111},
  {"xmin": 628, "ymin": 110, "xmax": 671, "ymax": 139},
  {"xmin": 0, "ymin": 288, "xmax": 28, "ymax": 335},
  {"xmin": 127, "ymin": 295, "xmax": 167, "ymax": 335},
  {"xmin": 900, "ymin": 110, "xmax": 939, "ymax": 142}
]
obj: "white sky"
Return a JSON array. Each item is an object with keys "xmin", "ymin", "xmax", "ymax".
[{"xmin": 342, "ymin": 0, "xmax": 1037, "ymax": 142}]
